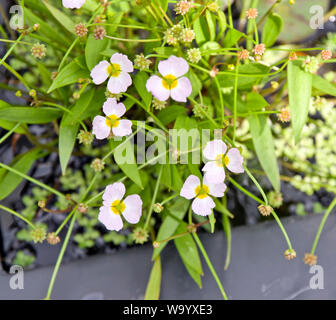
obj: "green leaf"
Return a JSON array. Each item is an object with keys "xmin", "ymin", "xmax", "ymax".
[
  {"xmin": 24, "ymin": 8, "xmax": 70, "ymax": 47},
  {"xmin": 157, "ymin": 105, "xmax": 186, "ymax": 126},
  {"xmin": 205, "ymin": 10, "xmax": 216, "ymax": 41},
  {"xmin": 153, "ymin": 198, "xmax": 189, "ymax": 259},
  {"xmin": 85, "ymin": 34, "xmax": 110, "ymax": 70},
  {"xmin": 223, "ymin": 28, "xmax": 244, "ymax": 48},
  {"xmin": 42, "ymin": 0, "xmax": 76, "ymax": 34},
  {"xmin": 0, "ymin": 149, "xmax": 42, "ymax": 200},
  {"xmin": 161, "ymin": 164, "xmax": 183, "ymax": 192},
  {"xmin": 112, "ymin": 139, "xmax": 143, "ymax": 189},
  {"xmin": 248, "ymin": 114, "xmax": 280, "ymax": 191},
  {"xmin": 158, "ymin": 0, "xmax": 168, "ymax": 11},
  {"xmin": 59, "ymin": 118, "xmax": 80, "ymax": 175},
  {"xmin": 48, "ymin": 56, "xmax": 89, "ymax": 93},
  {"xmin": 144, "ymin": 256, "xmax": 161, "ymax": 300},
  {"xmin": 63, "ymin": 89, "xmax": 96, "ymax": 125},
  {"xmin": 194, "ymin": 15, "xmax": 210, "ymax": 46},
  {"xmin": 218, "ymin": 63, "xmax": 270, "ymax": 90},
  {"xmin": 312, "ymin": 74, "xmax": 336, "ymax": 96},
  {"xmin": 134, "ymin": 72, "xmax": 152, "ymax": 109},
  {"xmin": 216, "ymin": 10, "xmax": 227, "ymax": 40},
  {"xmin": 261, "ymin": 13, "xmax": 283, "ymax": 47},
  {"xmin": 0, "ymin": 107, "xmax": 62, "ymax": 124},
  {"xmin": 0, "ymin": 120, "xmax": 26, "ymax": 134},
  {"xmin": 187, "ymin": 69, "xmax": 202, "ymax": 99},
  {"xmin": 174, "ymin": 224, "xmax": 203, "ymax": 288},
  {"xmin": 288, "ymin": 60, "xmax": 312, "ymax": 143},
  {"xmin": 245, "ymin": 92, "xmax": 269, "ymax": 111}
]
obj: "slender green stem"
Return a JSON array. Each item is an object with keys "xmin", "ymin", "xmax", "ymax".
[
  {"xmin": 270, "ymin": 209, "xmax": 293, "ymax": 250},
  {"xmin": 222, "ymin": 201, "xmax": 231, "ymax": 270},
  {"xmin": 123, "ymin": 93, "xmax": 168, "ymax": 133},
  {"xmin": 229, "ymin": 174, "xmax": 293, "ymax": 251},
  {"xmin": 0, "ymin": 123, "xmax": 21, "ymax": 145},
  {"xmin": 0, "ymin": 33, "xmax": 24, "ymax": 66},
  {"xmin": 233, "ymin": 61, "xmax": 239, "ymax": 143},
  {"xmin": 0, "ymin": 162, "xmax": 66, "ymax": 199},
  {"xmin": 45, "ymin": 209, "xmax": 78, "ymax": 300},
  {"xmin": 0, "ymin": 204, "xmax": 35, "ymax": 229},
  {"xmin": 310, "ymin": 197, "xmax": 336, "ymax": 255},
  {"xmin": 55, "ymin": 210, "xmax": 75, "ymax": 236},
  {"xmin": 145, "ymin": 165, "xmax": 163, "ymax": 229},
  {"xmin": 253, "ymin": 19, "xmax": 259, "ymax": 44},
  {"xmin": 227, "ymin": 0, "xmax": 234, "ymax": 28},
  {"xmin": 160, "ymin": 193, "xmax": 178, "ymax": 206},
  {"xmin": 214, "ymin": 76, "xmax": 225, "ymax": 123},
  {"xmin": 244, "ymin": 165, "xmax": 268, "ymax": 205},
  {"xmin": 87, "ymin": 23, "xmax": 159, "ymax": 31},
  {"xmin": 0, "ymin": 38, "xmax": 31, "ymax": 45},
  {"xmin": 193, "ymin": 233, "xmax": 228, "ymax": 300},
  {"xmin": 105, "ymin": 35, "xmax": 161, "ymax": 42},
  {"xmin": 229, "ymin": 177, "xmax": 263, "ymax": 204},
  {"xmin": 2, "ymin": 61, "xmax": 30, "ymax": 90},
  {"xmin": 58, "ymin": 37, "xmax": 79, "ymax": 72}
]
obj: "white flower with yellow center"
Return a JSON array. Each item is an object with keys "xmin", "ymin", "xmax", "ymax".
[
  {"xmin": 90, "ymin": 53, "xmax": 133, "ymax": 94},
  {"xmin": 146, "ymin": 55, "xmax": 192, "ymax": 102},
  {"xmin": 62, "ymin": 0, "xmax": 85, "ymax": 9},
  {"xmin": 92, "ymin": 98, "xmax": 132, "ymax": 139},
  {"xmin": 98, "ymin": 182, "xmax": 143, "ymax": 231},
  {"xmin": 180, "ymin": 175, "xmax": 226, "ymax": 216},
  {"xmin": 202, "ymin": 140, "xmax": 244, "ymax": 184}
]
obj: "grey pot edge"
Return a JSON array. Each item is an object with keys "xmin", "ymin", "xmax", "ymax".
[{"xmin": 0, "ymin": 214, "xmax": 335, "ymax": 300}]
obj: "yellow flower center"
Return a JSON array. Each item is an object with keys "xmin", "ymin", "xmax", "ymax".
[
  {"xmin": 110, "ymin": 199, "xmax": 126, "ymax": 215},
  {"xmin": 215, "ymin": 154, "xmax": 230, "ymax": 167},
  {"xmin": 195, "ymin": 185, "xmax": 210, "ymax": 199},
  {"xmin": 107, "ymin": 63, "xmax": 121, "ymax": 78},
  {"xmin": 162, "ymin": 74, "xmax": 178, "ymax": 90},
  {"xmin": 105, "ymin": 114, "xmax": 120, "ymax": 128}
]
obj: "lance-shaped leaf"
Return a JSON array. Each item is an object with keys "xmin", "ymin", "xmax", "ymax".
[
  {"xmin": 248, "ymin": 114, "xmax": 280, "ymax": 191},
  {"xmin": 0, "ymin": 149, "xmax": 42, "ymax": 200},
  {"xmin": 262, "ymin": 13, "xmax": 283, "ymax": 47},
  {"xmin": 144, "ymin": 256, "xmax": 161, "ymax": 300},
  {"xmin": 288, "ymin": 60, "xmax": 312, "ymax": 143}
]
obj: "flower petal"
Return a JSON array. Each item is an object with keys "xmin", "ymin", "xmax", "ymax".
[
  {"xmin": 203, "ymin": 139, "xmax": 227, "ymax": 160},
  {"xmin": 112, "ymin": 119, "xmax": 132, "ymax": 137},
  {"xmin": 158, "ymin": 56, "xmax": 189, "ymax": 77},
  {"xmin": 90, "ymin": 60, "xmax": 109, "ymax": 85},
  {"xmin": 192, "ymin": 196, "xmax": 215, "ymax": 216},
  {"xmin": 146, "ymin": 75, "xmax": 170, "ymax": 101},
  {"xmin": 204, "ymin": 177, "xmax": 227, "ymax": 198},
  {"xmin": 202, "ymin": 161, "xmax": 225, "ymax": 184},
  {"xmin": 226, "ymin": 148, "xmax": 244, "ymax": 173},
  {"xmin": 180, "ymin": 175, "xmax": 200, "ymax": 200},
  {"xmin": 98, "ymin": 206, "xmax": 123, "ymax": 231},
  {"xmin": 92, "ymin": 115, "xmax": 110, "ymax": 140},
  {"xmin": 107, "ymin": 71, "xmax": 132, "ymax": 94},
  {"xmin": 170, "ymin": 77, "xmax": 192, "ymax": 102},
  {"xmin": 110, "ymin": 53, "xmax": 134, "ymax": 73},
  {"xmin": 102, "ymin": 98, "xmax": 126, "ymax": 118},
  {"xmin": 62, "ymin": 0, "xmax": 85, "ymax": 9},
  {"xmin": 102, "ymin": 182, "xmax": 126, "ymax": 205},
  {"xmin": 122, "ymin": 195, "xmax": 143, "ymax": 224}
]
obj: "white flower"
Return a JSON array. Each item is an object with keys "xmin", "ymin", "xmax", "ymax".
[
  {"xmin": 180, "ymin": 175, "xmax": 226, "ymax": 216},
  {"xmin": 62, "ymin": 0, "xmax": 85, "ymax": 9},
  {"xmin": 91, "ymin": 53, "xmax": 133, "ymax": 94},
  {"xmin": 98, "ymin": 182, "xmax": 143, "ymax": 231},
  {"xmin": 146, "ymin": 55, "xmax": 192, "ymax": 102},
  {"xmin": 202, "ymin": 140, "xmax": 244, "ymax": 184},
  {"xmin": 92, "ymin": 98, "xmax": 132, "ymax": 139}
]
